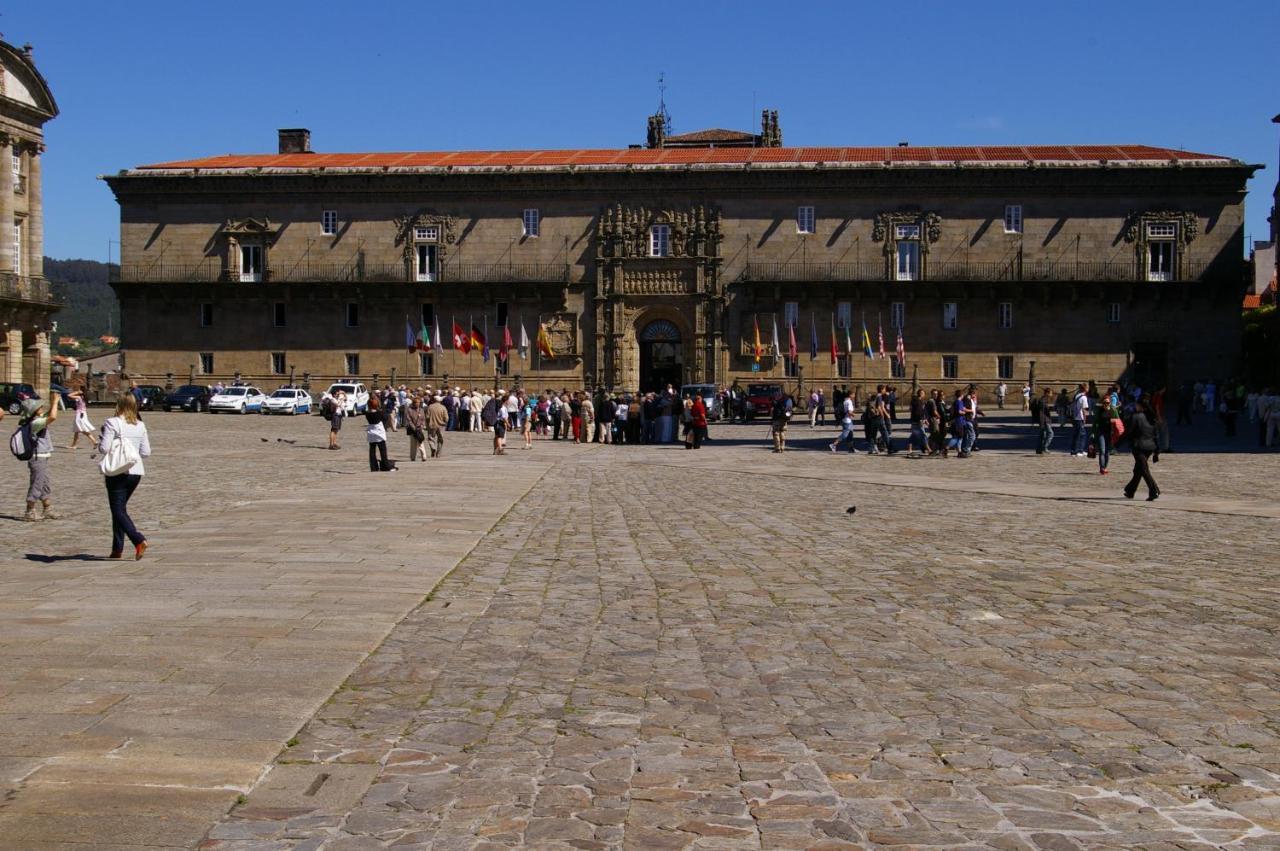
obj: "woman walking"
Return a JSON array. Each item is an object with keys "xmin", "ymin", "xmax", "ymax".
[
  {"xmin": 404, "ymin": 395, "xmax": 427, "ymax": 462},
  {"xmin": 1122, "ymin": 397, "xmax": 1160, "ymax": 501},
  {"xmin": 327, "ymin": 391, "xmax": 346, "ymax": 450},
  {"xmin": 99, "ymin": 394, "xmax": 151, "ymax": 559},
  {"xmin": 69, "ymin": 390, "xmax": 95, "ymax": 450},
  {"xmin": 1093, "ymin": 395, "xmax": 1115, "ymax": 475},
  {"xmin": 364, "ymin": 395, "xmax": 391, "ymax": 472}
]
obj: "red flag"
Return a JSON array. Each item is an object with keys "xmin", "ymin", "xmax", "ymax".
[
  {"xmin": 500, "ymin": 324, "xmax": 513, "ymax": 362},
  {"xmin": 452, "ymin": 320, "xmax": 470, "ymax": 354},
  {"xmin": 787, "ymin": 322, "xmax": 797, "ymax": 361},
  {"xmin": 878, "ymin": 318, "xmax": 886, "ymax": 360},
  {"xmin": 896, "ymin": 328, "xmax": 905, "ymax": 367},
  {"xmin": 829, "ymin": 315, "xmax": 838, "ymax": 365}
]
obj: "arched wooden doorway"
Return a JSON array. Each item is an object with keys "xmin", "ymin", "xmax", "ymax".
[{"xmin": 638, "ymin": 319, "xmax": 683, "ymax": 392}]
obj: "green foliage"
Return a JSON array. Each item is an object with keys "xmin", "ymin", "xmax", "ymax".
[
  {"xmin": 1242, "ymin": 306, "xmax": 1279, "ymax": 387},
  {"xmin": 42, "ymin": 257, "xmax": 120, "ymax": 352}
]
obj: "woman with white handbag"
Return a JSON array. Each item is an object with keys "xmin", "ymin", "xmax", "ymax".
[{"xmin": 98, "ymin": 394, "xmax": 151, "ymax": 560}]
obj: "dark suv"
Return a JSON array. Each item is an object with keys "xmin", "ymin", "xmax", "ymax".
[
  {"xmin": 163, "ymin": 384, "xmax": 212, "ymax": 412},
  {"xmin": 135, "ymin": 384, "xmax": 166, "ymax": 411},
  {"xmin": 0, "ymin": 382, "xmax": 37, "ymax": 415}
]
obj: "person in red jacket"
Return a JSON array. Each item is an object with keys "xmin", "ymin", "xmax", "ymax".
[{"xmin": 690, "ymin": 395, "xmax": 708, "ymax": 449}]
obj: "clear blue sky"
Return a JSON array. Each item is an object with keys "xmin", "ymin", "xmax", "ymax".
[{"xmin": 13, "ymin": 0, "xmax": 1280, "ymax": 261}]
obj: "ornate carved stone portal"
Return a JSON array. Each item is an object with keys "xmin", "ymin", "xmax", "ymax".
[{"xmin": 594, "ymin": 204, "xmax": 724, "ymax": 391}]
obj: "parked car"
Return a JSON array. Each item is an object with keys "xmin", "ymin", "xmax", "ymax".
[
  {"xmin": 745, "ymin": 383, "xmax": 784, "ymax": 419},
  {"xmin": 135, "ymin": 384, "xmax": 166, "ymax": 411},
  {"xmin": 680, "ymin": 383, "xmax": 722, "ymax": 421},
  {"xmin": 320, "ymin": 382, "xmax": 369, "ymax": 414},
  {"xmin": 0, "ymin": 382, "xmax": 36, "ymax": 415},
  {"xmin": 262, "ymin": 387, "xmax": 312, "ymax": 415},
  {"xmin": 163, "ymin": 384, "xmax": 212, "ymax": 412},
  {"xmin": 209, "ymin": 385, "xmax": 266, "ymax": 414}
]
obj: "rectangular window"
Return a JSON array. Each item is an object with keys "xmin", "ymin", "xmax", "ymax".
[
  {"xmin": 797, "ymin": 205, "xmax": 815, "ymax": 235},
  {"xmin": 837, "ymin": 354, "xmax": 852, "ymax": 379},
  {"xmin": 420, "ymin": 352, "xmax": 434, "ymax": 375},
  {"xmin": 522, "ymin": 208, "xmax": 540, "ymax": 238},
  {"xmin": 1147, "ymin": 222, "xmax": 1177, "ymax": 239},
  {"xmin": 1107, "ymin": 302, "xmax": 1121, "ymax": 323},
  {"xmin": 895, "ymin": 224, "xmax": 920, "ymax": 240},
  {"xmin": 942, "ymin": 355, "xmax": 958, "ymax": 380},
  {"xmin": 199, "ymin": 352, "xmax": 214, "ymax": 375},
  {"xmin": 321, "ymin": 210, "xmax": 338, "ymax": 236},
  {"xmin": 782, "ymin": 355, "xmax": 799, "ymax": 378},
  {"xmin": 271, "ymin": 352, "xmax": 286, "ymax": 375},
  {"xmin": 345, "ymin": 302, "xmax": 359, "ymax": 327},
  {"xmin": 997, "ymin": 355, "xmax": 1014, "ymax": 380},
  {"xmin": 10, "ymin": 150, "xmax": 17, "ymax": 177},
  {"xmin": 12, "ymin": 222, "xmax": 20, "ymax": 276},
  {"xmin": 890, "ymin": 301, "xmax": 904, "ymax": 329},
  {"xmin": 416, "ymin": 244, "xmax": 437, "ymax": 281},
  {"xmin": 273, "ymin": 302, "xmax": 286, "ymax": 327},
  {"xmin": 650, "ymin": 224, "xmax": 670, "ymax": 257},
  {"xmin": 896, "ymin": 241, "xmax": 919, "ymax": 281},
  {"xmin": 199, "ymin": 303, "xmax": 213, "ymax": 327},
  {"xmin": 998, "ymin": 301, "xmax": 1013, "ymax": 329},
  {"xmin": 413, "ymin": 225, "xmax": 439, "ymax": 242},
  {"xmin": 889, "ymin": 354, "xmax": 906, "ymax": 379},
  {"xmin": 783, "ymin": 301, "xmax": 799, "ymax": 329},
  {"xmin": 240, "ymin": 244, "xmax": 262, "ymax": 283},
  {"xmin": 1004, "ymin": 204, "xmax": 1023, "ymax": 234},
  {"xmin": 1148, "ymin": 240, "xmax": 1174, "ymax": 282},
  {"xmin": 836, "ymin": 301, "xmax": 852, "ymax": 330},
  {"xmin": 345, "ymin": 353, "xmax": 360, "ymax": 375},
  {"xmin": 942, "ymin": 302, "xmax": 958, "ymax": 330},
  {"xmin": 421, "ymin": 303, "xmax": 435, "ymax": 327},
  {"xmin": 497, "ymin": 302, "xmax": 509, "ymax": 327}
]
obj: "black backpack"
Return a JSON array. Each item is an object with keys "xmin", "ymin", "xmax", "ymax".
[{"xmin": 481, "ymin": 399, "xmax": 500, "ymax": 427}]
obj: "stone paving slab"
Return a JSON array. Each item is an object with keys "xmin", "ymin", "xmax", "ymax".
[{"xmin": 0, "ymin": 414, "xmax": 551, "ymax": 849}]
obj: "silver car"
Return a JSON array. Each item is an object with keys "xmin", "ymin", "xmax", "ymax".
[{"xmin": 680, "ymin": 384, "xmax": 721, "ymax": 421}]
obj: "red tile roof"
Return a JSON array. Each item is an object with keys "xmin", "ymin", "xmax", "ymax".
[{"xmin": 133, "ymin": 144, "xmax": 1236, "ymax": 173}]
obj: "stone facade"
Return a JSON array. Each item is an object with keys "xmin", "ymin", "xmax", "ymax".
[
  {"xmin": 104, "ymin": 127, "xmax": 1258, "ymax": 395},
  {"xmin": 0, "ymin": 39, "xmax": 58, "ymax": 400}
]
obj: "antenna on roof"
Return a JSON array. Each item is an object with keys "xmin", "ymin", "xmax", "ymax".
[{"xmin": 657, "ymin": 72, "xmax": 672, "ymax": 136}]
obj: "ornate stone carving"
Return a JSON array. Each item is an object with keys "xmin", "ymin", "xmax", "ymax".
[
  {"xmin": 393, "ymin": 210, "xmax": 458, "ymax": 267},
  {"xmin": 220, "ymin": 216, "xmax": 280, "ymax": 238},
  {"xmin": 596, "ymin": 203, "xmax": 722, "ymax": 260},
  {"xmin": 872, "ymin": 210, "xmax": 943, "ymax": 254},
  {"xmin": 542, "ymin": 312, "xmax": 578, "ymax": 356},
  {"xmin": 623, "ymin": 267, "xmax": 694, "ymax": 295},
  {"xmin": 1123, "ymin": 210, "xmax": 1197, "ymax": 244}
]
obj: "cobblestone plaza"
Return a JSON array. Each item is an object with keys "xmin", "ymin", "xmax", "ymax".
[{"xmin": 2, "ymin": 412, "xmax": 1279, "ymax": 849}]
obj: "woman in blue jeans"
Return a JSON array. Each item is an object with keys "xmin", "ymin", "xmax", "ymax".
[
  {"xmin": 98, "ymin": 394, "xmax": 152, "ymax": 559},
  {"xmin": 1093, "ymin": 395, "xmax": 1115, "ymax": 475}
]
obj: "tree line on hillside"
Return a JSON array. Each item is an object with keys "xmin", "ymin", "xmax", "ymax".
[{"xmin": 42, "ymin": 257, "xmax": 120, "ymax": 354}]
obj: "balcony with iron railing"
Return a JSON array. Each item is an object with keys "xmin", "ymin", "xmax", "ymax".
[
  {"xmin": 739, "ymin": 257, "xmax": 1216, "ymax": 284},
  {"xmin": 0, "ymin": 272, "xmax": 59, "ymax": 305},
  {"xmin": 111, "ymin": 260, "xmax": 571, "ymax": 285}
]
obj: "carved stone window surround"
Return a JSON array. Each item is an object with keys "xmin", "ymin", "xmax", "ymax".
[
  {"xmin": 394, "ymin": 210, "xmax": 458, "ymax": 282},
  {"xmin": 219, "ymin": 217, "xmax": 281, "ymax": 282},
  {"xmin": 1123, "ymin": 209, "xmax": 1197, "ymax": 282},
  {"xmin": 872, "ymin": 210, "xmax": 942, "ymax": 280}
]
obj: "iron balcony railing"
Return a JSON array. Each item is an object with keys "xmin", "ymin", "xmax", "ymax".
[
  {"xmin": 740, "ymin": 258, "xmax": 1216, "ymax": 284},
  {"xmin": 0, "ymin": 273, "xmax": 59, "ymax": 304},
  {"xmin": 111, "ymin": 261, "xmax": 571, "ymax": 284}
]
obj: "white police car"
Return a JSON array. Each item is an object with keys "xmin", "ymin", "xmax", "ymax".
[
  {"xmin": 208, "ymin": 385, "xmax": 266, "ymax": 414},
  {"xmin": 262, "ymin": 387, "xmax": 312, "ymax": 415}
]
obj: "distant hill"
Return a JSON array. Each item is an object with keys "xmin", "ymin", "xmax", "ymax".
[{"xmin": 42, "ymin": 258, "xmax": 120, "ymax": 352}]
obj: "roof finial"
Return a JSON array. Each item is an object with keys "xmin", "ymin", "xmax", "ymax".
[{"xmin": 656, "ymin": 72, "xmax": 672, "ymax": 136}]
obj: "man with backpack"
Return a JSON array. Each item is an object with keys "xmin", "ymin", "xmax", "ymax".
[
  {"xmin": 770, "ymin": 391, "xmax": 793, "ymax": 453},
  {"xmin": 12, "ymin": 396, "xmax": 60, "ymax": 521}
]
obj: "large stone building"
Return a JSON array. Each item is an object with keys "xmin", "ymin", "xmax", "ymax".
[
  {"xmin": 0, "ymin": 39, "xmax": 58, "ymax": 400},
  {"xmin": 105, "ymin": 114, "xmax": 1258, "ymax": 394}
]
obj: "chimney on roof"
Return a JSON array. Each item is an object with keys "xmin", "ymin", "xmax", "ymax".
[
  {"xmin": 22, "ymin": 43, "xmax": 32, "ymax": 57},
  {"xmin": 278, "ymin": 128, "xmax": 311, "ymax": 155},
  {"xmin": 898, "ymin": 141, "xmax": 909, "ymax": 147}
]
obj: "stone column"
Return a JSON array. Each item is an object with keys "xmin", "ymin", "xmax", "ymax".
[
  {"xmin": 0, "ymin": 136, "xmax": 12, "ymax": 274},
  {"xmin": 30, "ymin": 328, "xmax": 50, "ymax": 401},
  {"xmin": 4, "ymin": 327, "xmax": 22, "ymax": 383},
  {"xmin": 26, "ymin": 147, "xmax": 41, "ymax": 279}
]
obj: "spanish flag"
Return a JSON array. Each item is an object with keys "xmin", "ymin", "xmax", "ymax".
[
  {"xmin": 753, "ymin": 315, "xmax": 763, "ymax": 364},
  {"xmin": 536, "ymin": 322, "xmax": 555, "ymax": 358}
]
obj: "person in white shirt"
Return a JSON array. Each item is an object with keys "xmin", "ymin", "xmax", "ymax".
[
  {"xmin": 996, "ymin": 382, "xmax": 1007, "ymax": 410},
  {"xmin": 98, "ymin": 393, "xmax": 152, "ymax": 560},
  {"xmin": 1021, "ymin": 383, "xmax": 1032, "ymax": 411},
  {"xmin": 469, "ymin": 391, "xmax": 484, "ymax": 432}
]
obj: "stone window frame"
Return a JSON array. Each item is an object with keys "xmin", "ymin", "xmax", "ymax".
[
  {"xmin": 796, "ymin": 205, "xmax": 815, "ymax": 235},
  {"xmin": 1124, "ymin": 210, "xmax": 1196, "ymax": 283},
  {"xmin": 199, "ymin": 352, "xmax": 214, "ymax": 375},
  {"xmin": 345, "ymin": 302, "xmax": 359, "ymax": 328},
  {"xmin": 998, "ymin": 301, "xmax": 1013, "ymax": 329},
  {"xmin": 1003, "ymin": 204, "xmax": 1023, "ymax": 234},
  {"xmin": 321, "ymin": 210, "xmax": 338, "ymax": 236},
  {"xmin": 199, "ymin": 303, "xmax": 213, "ymax": 328},
  {"xmin": 942, "ymin": 354, "xmax": 958, "ymax": 380},
  {"xmin": 272, "ymin": 302, "xmax": 286, "ymax": 328},
  {"xmin": 394, "ymin": 210, "xmax": 457, "ymax": 282},
  {"xmin": 1107, "ymin": 302, "xmax": 1121, "ymax": 324},
  {"xmin": 219, "ymin": 217, "xmax": 280, "ymax": 283},
  {"xmin": 649, "ymin": 224, "xmax": 671, "ymax": 257},
  {"xmin": 997, "ymin": 355, "xmax": 1014, "ymax": 380},
  {"xmin": 522, "ymin": 208, "xmax": 540, "ymax": 238},
  {"xmin": 874, "ymin": 210, "xmax": 941, "ymax": 282},
  {"xmin": 889, "ymin": 301, "xmax": 904, "ymax": 330},
  {"xmin": 344, "ymin": 353, "xmax": 360, "ymax": 375},
  {"xmin": 942, "ymin": 301, "xmax": 958, "ymax": 330},
  {"xmin": 270, "ymin": 352, "xmax": 286, "ymax": 375}
]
